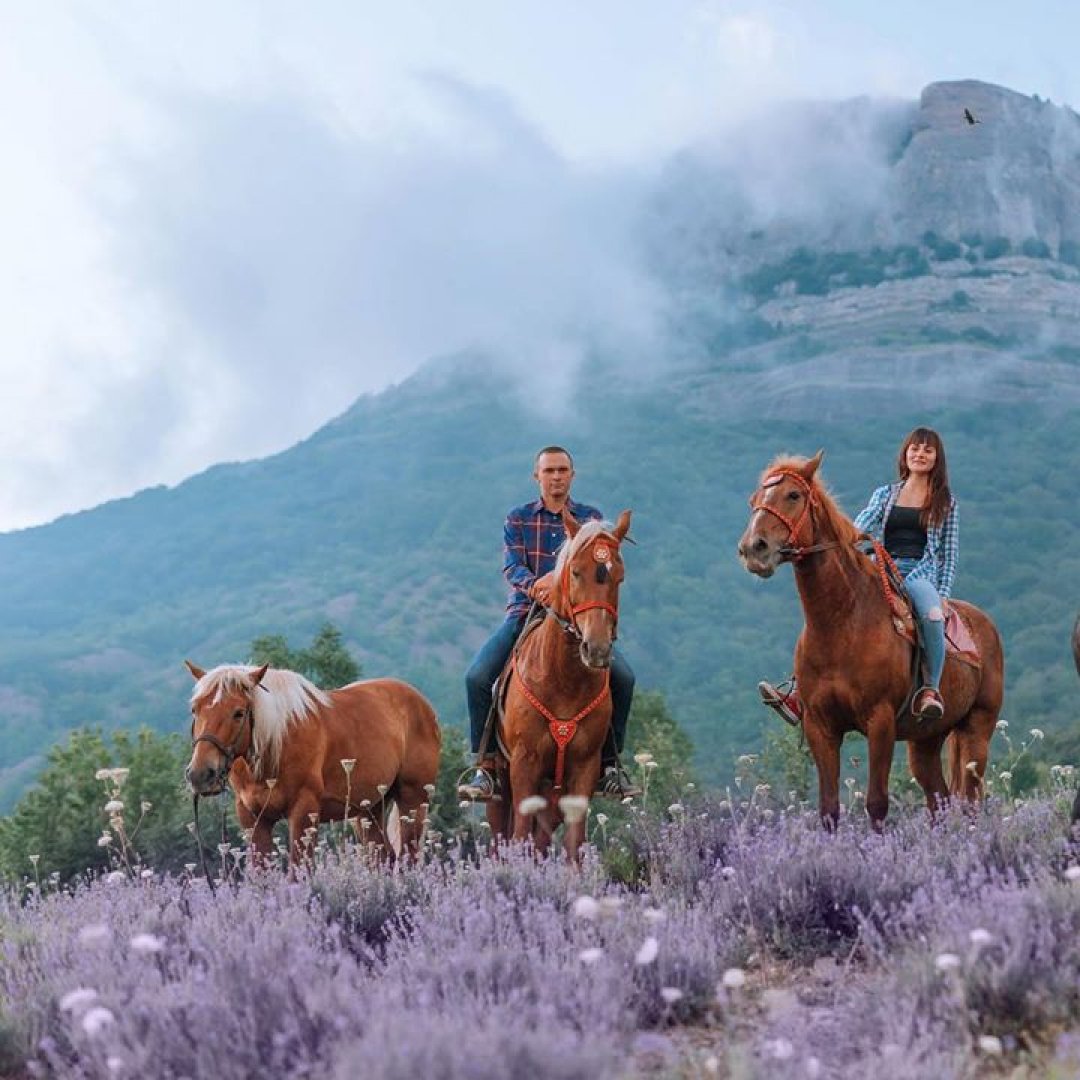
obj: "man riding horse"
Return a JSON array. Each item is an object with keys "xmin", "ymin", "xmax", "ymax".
[{"xmin": 458, "ymin": 446, "xmax": 636, "ymax": 800}]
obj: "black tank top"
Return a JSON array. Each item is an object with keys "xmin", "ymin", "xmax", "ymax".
[{"xmin": 884, "ymin": 504, "xmax": 927, "ymax": 560}]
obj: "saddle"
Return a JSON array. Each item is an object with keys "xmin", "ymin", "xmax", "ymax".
[{"xmin": 875, "ymin": 549, "xmax": 981, "ymax": 671}]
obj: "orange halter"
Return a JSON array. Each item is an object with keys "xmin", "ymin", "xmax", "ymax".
[
  {"xmin": 748, "ymin": 469, "xmax": 821, "ymax": 561},
  {"xmin": 558, "ymin": 534, "xmax": 621, "ymax": 638}
]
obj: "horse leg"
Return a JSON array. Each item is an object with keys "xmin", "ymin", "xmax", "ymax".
[
  {"xmin": 508, "ymin": 753, "xmax": 545, "ymax": 847},
  {"xmin": 390, "ymin": 778, "xmax": 429, "ymax": 859},
  {"xmin": 865, "ymin": 706, "xmax": 896, "ymax": 831},
  {"xmin": 802, "ymin": 719, "xmax": 842, "ymax": 830},
  {"xmin": 947, "ymin": 707, "xmax": 997, "ymax": 802},
  {"xmin": 907, "ymin": 735, "xmax": 950, "ymax": 815},
  {"xmin": 561, "ymin": 761, "xmax": 603, "ymax": 864},
  {"xmin": 286, "ymin": 789, "xmax": 323, "ymax": 866}
]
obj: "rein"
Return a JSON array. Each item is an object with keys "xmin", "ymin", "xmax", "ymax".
[{"xmin": 189, "ymin": 701, "xmax": 255, "ymax": 894}]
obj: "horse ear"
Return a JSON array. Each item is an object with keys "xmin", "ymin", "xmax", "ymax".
[
  {"xmin": 562, "ymin": 509, "xmax": 581, "ymax": 539},
  {"xmin": 185, "ymin": 660, "xmax": 205, "ymax": 681},
  {"xmin": 802, "ymin": 450, "xmax": 825, "ymax": 478},
  {"xmin": 249, "ymin": 663, "xmax": 270, "ymax": 688},
  {"xmin": 613, "ymin": 509, "xmax": 632, "ymax": 541}
]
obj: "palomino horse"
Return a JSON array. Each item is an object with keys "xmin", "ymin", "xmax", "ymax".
[
  {"xmin": 737, "ymin": 453, "xmax": 1004, "ymax": 829},
  {"xmin": 185, "ymin": 662, "xmax": 440, "ymax": 862},
  {"xmin": 488, "ymin": 510, "xmax": 632, "ymax": 860}
]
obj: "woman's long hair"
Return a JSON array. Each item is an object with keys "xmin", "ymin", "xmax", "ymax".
[{"xmin": 896, "ymin": 427, "xmax": 952, "ymax": 528}]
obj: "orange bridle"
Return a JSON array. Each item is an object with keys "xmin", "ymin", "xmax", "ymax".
[
  {"xmin": 558, "ymin": 534, "xmax": 621, "ymax": 638},
  {"xmin": 748, "ymin": 469, "xmax": 821, "ymax": 561}
]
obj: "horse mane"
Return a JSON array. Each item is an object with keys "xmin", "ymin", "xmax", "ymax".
[
  {"xmin": 191, "ymin": 665, "xmax": 330, "ymax": 779},
  {"xmin": 553, "ymin": 519, "xmax": 618, "ymax": 577},
  {"xmin": 763, "ymin": 456, "xmax": 865, "ymax": 563}
]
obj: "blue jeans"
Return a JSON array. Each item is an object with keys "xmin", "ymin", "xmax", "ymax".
[
  {"xmin": 895, "ymin": 558, "xmax": 946, "ymax": 690},
  {"xmin": 465, "ymin": 615, "xmax": 635, "ymax": 762}
]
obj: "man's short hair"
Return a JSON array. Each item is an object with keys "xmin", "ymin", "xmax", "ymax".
[{"xmin": 534, "ymin": 445, "xmax": 574, "ymax": 467}]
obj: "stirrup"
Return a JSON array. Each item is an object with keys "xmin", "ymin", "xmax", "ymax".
[
  {"xmin": 912, "ymin": 686, "xmax": 944, "ymax": 722},
  {"xmin": 456, "ymin": 766, "xmax": 499, "ymax": 802},
  {"xmin": 596, "ymin": 764, "xmax": 642, "ymax": 799},
  {"xmin": 758, "ymin": 679, "xmax": 801, "ymax": 728}
]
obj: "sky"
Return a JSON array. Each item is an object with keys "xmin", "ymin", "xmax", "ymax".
[{"xmin": 2, "ymin": 0, "xmax": 1079, "ymax": 531}]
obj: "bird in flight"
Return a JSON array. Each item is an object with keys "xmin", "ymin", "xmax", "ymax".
[{"xmin": 963, "ymin": 108, "xmax": 981, "ymax": 126}]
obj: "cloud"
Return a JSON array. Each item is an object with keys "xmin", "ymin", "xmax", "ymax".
[{"xmin": 2, "ymin": 66, "xmax": 661, "ymax": 528}]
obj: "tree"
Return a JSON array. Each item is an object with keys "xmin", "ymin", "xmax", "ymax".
[
  {"xmin": 250, "ymin": 622, "xmax": 360, "ymax": 689},
  {"xmin": 0, "ymin": 728, "xmax": 233, "ymax": 884}
]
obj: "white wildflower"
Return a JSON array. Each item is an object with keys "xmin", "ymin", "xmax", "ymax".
[
  {"xmin": 667, "ymin": 803, "xmax": 684, "ymax": 815},
  {"xmin": 969, "ymin": 928, "xmax": 992, "ymax": 947},
  {"xmin": 997, "ymin": 719, "xmax": 1009, "ymax": 730},
  {"xmin": 558, "ymin": 795, "xmax": 589, "ymax": 824},
  {"xmin": 1065, "ymin": 866, "xmax": 1080, "ymax": 882},
  {"xmin": 721, "ymin": 967, "xmax": 746, "ymax": 989},
  {"xmin": 578, "ymin": 947, "xmax": 603, "ymax": 964},
  {"xmin": 643, "ymin": 761, "xmax": 659, "ymax": 771},
  {"xmin": 265, "ymin": 777, "xmax": 278, "ymax": 790},
  {"xmin": 595, "ymin": 812, "xmax": 609, "ymax": 826},
  {"xmin": 518, "ymin": 795, "xmax": 547, "ymax": 816},
  {"xmin": 1030, "ymin": 728, "xmax": 1045, "ymax": 740},
  {"xmin": 130, "ymin": 933, "xmax": 165, "ymax": 955},
  {"xmin": 634, "ymin": 936, "xmax": 659, "ymax": 965},
  {"xmin": 423, "ymin": 783, "xmax": 436, "ymax": 795},
  {"xmin": 633, "ymin": 752, "xmax": 654, "ymax": 766},
  {"xmin": 97, "ymin": 835, "xmax": 112, "ymax": 848},
  {"xmin": 140, "ymin": 801, "xmax": 152, "ymax": 813},
  {"xmin": 999, "ymin": 771, "xmax": 1012, "ymax": 783},
  {"xmin": 105, "ymin": 871, "xmax": 126, "ymax": 885},
  {"xmin": 59, "ymin": 988, "xmax": 98, "ymax": 1013},
  {"xmin": 736, "ymin": 754, "xmax": 758, "ymax": 766},
  {"xmin": 659, "ymin": 987, "xmax": 683, "ymax": 1005},
  {"xmin": 935, "ymin": 952, "xmax": 961, "ymax": 971},
  {"xmin": 765, "ymin": 1037, "xmax": 794, "ymax": 1061},
  {"xmin": 81, "ymin": 1006, "xmax": 115, "ymax": 1036},
  {"xmin": 140, "ymin": 869, "xmax": 154, "ymax": 880},
  {"xmin": 572, "ymin": 895, "xmax": 600, "ymax": 920},
  {"xmin": 977, "ymin": 1035, "xmax": 1003, "ymax": 1056},
  {"xmin": 598, "ymin": 896, "xmax": 624, "ymax": 918},
  {"xmin": 77, "ymin": 924, "xmax": 111, "ymax": 947},
  {"xmin": 720, "ymin": 865, "xmax": 737, "ymax": 880},
  {"xmin": 376, "ymin": 783, "xmax": 389, "ymax": 795},
  {"xmin": 340, "ymin": 758, "xmax": 356, "ymax": 774},
  {"xmin": 104, "ymin": 800, "xmax": 124, "ymax": 814}
]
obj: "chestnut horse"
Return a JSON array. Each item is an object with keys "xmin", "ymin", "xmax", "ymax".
[
  {"xmin": 738, "ymin": 453, "xmax": 1004, "ymax": 830},
  {"xmin": 488, "ymin": 510, "xmax": 632, "ymax": 860},
  {"xmin": 185, "ymin": 662, "xmax": 440, "ymax": 862}
]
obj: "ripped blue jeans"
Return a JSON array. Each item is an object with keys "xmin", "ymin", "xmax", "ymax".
[{"xmin": 894, "ymin": 558, "xmax": 946, "ymax": 690}]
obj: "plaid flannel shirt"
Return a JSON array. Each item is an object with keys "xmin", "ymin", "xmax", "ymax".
[
  {"xmin": 853, "ymin": 483, "xmax": 960, "ymax": 599},
  {"xmin": 502, "ymin": 498, "xmax": 602, "ymax": 618}
]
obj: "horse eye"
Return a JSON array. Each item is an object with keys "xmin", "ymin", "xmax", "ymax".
[
  {"xmin": 787, "ymin": 490, "xmax": 801, "ymax": 501},
  {"xmin": 233, "ymin": 709, "xmax": 245, "ymax": 721}
]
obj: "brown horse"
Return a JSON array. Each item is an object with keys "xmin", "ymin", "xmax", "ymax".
[
  {"xmin": 185, "ymin": 662, "xmax": 440, "ymax": 862},
  {"xmin": 737, "ymin": 453, "xmax": 1004, "ymax": 830},
  {"xmin": 488, "ymin": 510, "xmax": 632, "ymax": 860}
]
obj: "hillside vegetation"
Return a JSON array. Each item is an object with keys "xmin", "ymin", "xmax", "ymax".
[{"xmin": 1, "ymin": 79, "xmax": 1079, "ymax": 807}]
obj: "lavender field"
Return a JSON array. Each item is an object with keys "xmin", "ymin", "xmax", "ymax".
[{"xmin": 4, "ymin": 770, "xmax": 1080, "ymax": 1080}]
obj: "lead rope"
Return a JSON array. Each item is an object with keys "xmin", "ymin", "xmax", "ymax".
[{"xmin": 192, "ymin": 794, "xmax": 217, "ymax": 896}]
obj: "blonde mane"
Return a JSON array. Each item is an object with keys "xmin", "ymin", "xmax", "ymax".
[
  {"xmin": 190, "ymin": 665, "xmax": 330, "ymax": 778},
  {"xmin": 553, "ymin": 519, "xmax": 619, "ymax": 577},
  {"xmin": 761, "ymin": 456, "xmax": 864, "ymax": 558}
]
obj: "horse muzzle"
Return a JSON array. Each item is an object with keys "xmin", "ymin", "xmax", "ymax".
[
  {"xmin": 737, "ymin": 533, "xmax": 780, "ymax": 578},
  {"xmin": 185, "ymin": 760, "xmax": 228, "ymax": 796},
  {"xmin": 579, "ymin": 638, "xmax": 614, "ymax": 669}
]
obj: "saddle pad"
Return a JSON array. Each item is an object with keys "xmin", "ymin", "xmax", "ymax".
[{"xmin": 944, "ymin": 607, "xmax": 981, "ymax": 668}]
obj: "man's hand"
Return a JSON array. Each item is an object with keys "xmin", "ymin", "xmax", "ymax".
[{"xmin": 529, "ymin": 572, "xmax": 556, "ymax": 606}]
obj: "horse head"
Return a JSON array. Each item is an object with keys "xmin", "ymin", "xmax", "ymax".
[
  {"xmin": 184, "ymin": 661, "xmax": 268, "ymax": 795},
  {"xmin": 555, "ymin": 509, "xmax": 631, "ymax": 669},
  {"xmin": 738, "ymin": 451, "xmax": 825, "ymax": 577}
]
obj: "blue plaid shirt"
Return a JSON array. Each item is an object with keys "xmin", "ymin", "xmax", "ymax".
[
  {"xmin": 502, "ymin": 498, "xmax": 602, "ymax": 618},
  {"xmin": 854, "ymin": 483, "xmax": 960, "ymax": 599}
]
